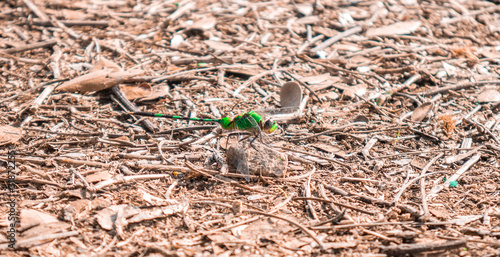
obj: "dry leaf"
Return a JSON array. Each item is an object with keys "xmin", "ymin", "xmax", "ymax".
[
  {"xmin": 299, "ymin": 73, "xmax": 332, "ymax": 84},
  {"xmin": 20, "ymin": 209, "xmax": 71, "ymax": 244},
  {"xmin": 353, "ymin": 115, "xmax": 370, "ymax": 123},
  {"xmin": 96, "ymin": 204, "xmax": 140, "ymax": 230},
  {"xmin": 332, "ymin": 43, "xmax": 360, "ymax": 52},
  {"xmin": 438, "ymin": 114, "xmax": 455, "ymax": 136},
  {"xmin": 119, "ymin": 83, "xmax": 152, "ymax": 100},
  {"xmin": 451, "ymin": 47, "xmax": 479, "ymax": 67},
  {"xmin": 57, "ymin": 69, "xmax": 145, "ymax": 93},
  {"xmin": 21, "ymin": 221, "xmax": 71, "ymax": 240},
  {"xmin": 0, "ymin": 125, "xmax": 22, "ymax": 145},
  {"xmin": 20, "ymin": 209, "xmax": 59, "ymax": 228},
  {"xmin": 91, "ymin": 56, "xmax": 122, "ymax": 72},
  {"xmin": 61, "ymin": 199, "xmax": 92, "ymax": 221},
  {"xmin": 442, "ymin": 62, "xmax": 457, "ymax": 77},
  {"xmin": 411, "ymin": 102, "xmax": 434, "ymax": 122},
  {"xmin": 138, "ymin": 85, "xmax": 171, "ymax": 102},
  {"xmin": 318, "ymin": 91, "xmax": 339, "ymax": 100},
  {"xmin": 450, "ymin": 215, "xmax": 482, "ymax": 226},
  {"xmin": 294, "ymin": 3, "xmax": 314, "ymax": 16},
  {"xmin": 311, "ymin": 142, "xmax": 342, "ymax": 153},
  {"xmin": 141, "ymin": 191, "xmax": 168, "ymax": 205},
  {"xmin": 225, "ymin": 66, "xmax": 262, "ymax": 76},
  {"xmin": 295, "ymin": 15, "xmax": 320, "ymax": 24},
  {"xmin": 188, "ymin": 16, "xmax": 217, "ymax": 31},
  {"xmin": 429, "ymin": 206, "xmax": 451, "ymax": 219},
  {"xmin": 366, "ymin": 21, "xmax": 421, "ymax": 37},
  {"xmin": 477, "ymin": 89, "xmax": 500, "ymax": 103},
  {"xmin": 85, "ymin": 171, "xmax": 112, "ymax": 183},
  {"xmin": 343, "ymin": 84, "xmax": 367, "ymax": 99}
]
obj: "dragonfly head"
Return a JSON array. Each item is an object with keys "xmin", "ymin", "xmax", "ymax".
[{"xmin": 262, "ymin": 118, "xmax": 279, "ymax": 134}]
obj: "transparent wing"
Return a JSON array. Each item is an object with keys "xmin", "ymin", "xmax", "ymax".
[
  {"xmin": 254, "ymin": 106, "xmax": 302, "ymax": 122},
  {"xmin": 226, "ymin": 142, "xmax": 251, "ymax": 182},
  {"xmin": 243, "ymin": 113, "xmax": 273, "ymax": 145},
  {"xmin": 245, "ymin": 114, "xmax": 262, "ymax": 135}
]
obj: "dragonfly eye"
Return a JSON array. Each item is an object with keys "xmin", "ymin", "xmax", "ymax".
[{"xmin": 263, "ymin": 119, "xmax": 278, "ymax": 133}]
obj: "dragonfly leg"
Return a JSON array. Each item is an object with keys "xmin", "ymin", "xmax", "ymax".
[
  {"xmin": 234, "ymin": 133, "xmax": 260, "ymax": 152},
  {"xmin": 225, "ymin": 132, "xmax": 251, "ymax": 148},
  {"xmin": 224, "ymin": 133, "xmax": 232, "ymax": 149},
  {"xmin": 238, "ymin": 134, "xmax": 251, "ymax": 142},
  {"xmin": 248, "ymin": 136, "xmax": 260, "ymax": 152},
  {"xmin": 243, "ymin": 115, "xmax": 268, "ymax": 148}
]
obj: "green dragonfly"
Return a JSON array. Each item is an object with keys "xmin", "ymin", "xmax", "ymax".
[
  {"xmin": 133, "ymin": 81, "xmax": 303, "ymax": 136},
  {"xmin": 133, "ymin": 82, "xmax": 303, "ymax": 180},
  {"xmin": 133, "ymin": 110, "xmax": 279, "ymax": 135}
]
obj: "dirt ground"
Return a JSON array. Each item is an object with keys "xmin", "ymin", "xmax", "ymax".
[{"xmin": 1, "ymin": 0, "xmax": 500, "ymax": 256}]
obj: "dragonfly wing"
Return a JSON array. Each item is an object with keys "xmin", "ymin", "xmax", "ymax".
[
  {"xmin": 237, "ymin": 162, "xmax": 250, "ymax": 182},
  {"xmin": 254, "ymin": 107, "xmax": 302, "ymax": 122},
  {"xmin": 244, "ymin": 113, "xmax": 273, "ymax": 146},
  {"xmin": 227, "ymin": 142, "xmax": 251, "ymax": 182}
]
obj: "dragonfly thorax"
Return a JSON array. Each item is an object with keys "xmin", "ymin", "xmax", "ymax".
[{"xmin": 219, "ymin": 117, "xmax": 232, "ymax": 130}]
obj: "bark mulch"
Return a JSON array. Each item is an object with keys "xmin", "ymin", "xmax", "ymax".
[{"xmin": 1, "ymin": 0, "xmax": 500, "ymax": 256}]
